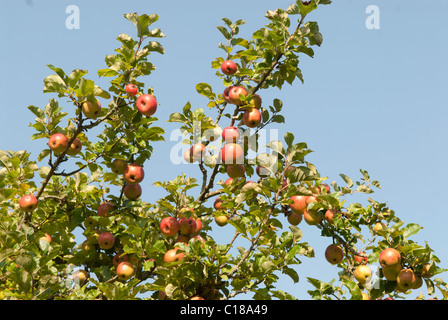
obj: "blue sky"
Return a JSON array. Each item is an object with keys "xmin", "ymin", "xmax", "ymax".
[{"xmin": 0, "ymin": 0, "xmax": 447, "ymax": 299}]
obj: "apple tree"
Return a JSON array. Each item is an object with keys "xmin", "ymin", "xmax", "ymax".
[{"xmin": 0, "ymin": 0, "xmax": 447, "ymax": 300}]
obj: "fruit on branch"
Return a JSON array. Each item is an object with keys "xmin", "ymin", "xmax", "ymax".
[
  {"xmin": 243, "ymin": 107, "xmax": 262, "ymax": 128},
  {"xmin": 214, "ymin": 197, "xmax": 225, "ymax": 210},
  {"xmin": 72, "ymin": 270, "xmax": 89, "ymax": 286},
  {"xmin": 184, "ymin": 143, "xmax": 206, "ymax": 163},
  {"xmin": 361, "ymin": 292, "xmax": 370, "ymax": 300},
  {"xmin": 116, "ymin": 261, "xmax": 134, "ymax": 281},
  {"xmin": 228, "ymin": 86, "xmax": 248, "ymax": 105},
  {"xmin": 66, "ymin": 138, "xmax": 82, "ymax": 156},
  {"xmin": 420, "ymin": 263, "xmax": 434, "ymax": 278},
  {"xmin": 176, "ymin": 234, "xmax": 191, "ymax": 244},
  {"xmin": 324, "ymin": 244, "xmax": 344, "ymax": 265},
  {"xmin": 221, "ymin": 60, "xmax": 238, "ymax": 75},
  {"xmin": 84, "ymin": 216, "xmax": 97, "ymax": 229},
  {"xmin": 354, "ymin": 252, "xmax": 368, "ymax": 265},
  {"xmin": 222, "ymin": 126, "xmax": 240, "ymax": 143},
  {"xmin": 195, "ymin": 218, "xmax": 203, "ymax": 234},
  {"xmin": 19, "ymin": 194, "xmax": 38, "ymax": 212},
  {"xmin": 289, "ymin": 195, "xmax": 307, "ymax": 214},
  {"xmin": 303, "ymin": 210, "xmax": 322, "ymax": 225},
  {"xmin": 179, "ymin": 217, "xmax": 197, "ymax": 235},
  {"xmin": 223, "ymin": 86, "xmax": 233, "ymax": 104},
  {"xmin": 113, "ymin": 253, "xmax": 130, "ymax": 267},
  {"xmin": 413, "ymin": 274, "xmax": 423, "ymax": 289},
  {"xmin": 324, "ymin": 209, "xmax": 335, "ymax": 224},
  {"xmin": 215, "ymin": 215, "xmax": 229, "ymax": 227},
  {"xmin": 189, "ymin": 296, "xmax": 205, "ymax": 300},
  {"xmin": 39, "ymin": 233, "xmax": 52, "ymax": 243},
  {"xmin": 287, "ymin": 212, "xmax": 302, "ymax": 226},
  {"xmin": 124, "ymin": 163, "xmax": 145, "ymax": 184},
  {"xmin": 98, "ymin": 232, "xmax": 115, "ymax": 250},
  {"xmin": 354, "ymin": 265, "xmax": 372, "ymax": 284},
  {"xmin": 82, "ymin": 100, "xmax": 102, "ymax": 119},
  {"xmin": 256, "ymin": 165, "xmax": 270, "ymax": 178},
  {"xmin": 160, "ymin": 217, "xmax": 180, "ymax": 236},
  {"xmin": 136, "ymin": 93, "xmax": 157, "ymax": 116},
  {"xmin": 226, "ymin": 164, "xmax": 245, "ymax": 178},
  {"xmin": 381, "ymin": 264, "xmax": 401, "ymax": 281},
  {"xmin": 97, "ymin": 202, "xmax": 115, "ymax": 217},
  {"xmin": 111, "ymin": 159, "xmax": 127, "ymax": 174},
  {"xmin": 396, "ymin": 268, "xmax": 416, "ymax": 291},
  {"xmin": 373, "ymin": 222, "xmax": 387, "ymax": 234},
  {"xmin": 320, "ymin": 184, "xmax": 331, "ymax": 194},
  {"xmin": 379, "ymin": 248, "xmax": 401, "ymax": 268},
  {"xmin": 48, "ymin": 133, "xmax": 69, "ymax": 154},
  {"xmin": 123, "ymin": 183, "xmax": 142, "ymax": 200},
  {"xmin": 249, "ymin": 94, "xmax": 262, "ymax": 109},
  {"xmin": 125, "ymin": 83, "xmax": 138, "ymax": 96},
  {"xmin": 164, "ymin": 248, "xmax": 184, "ymax": 263},
  {"xmin": 220, "ymin": 143, "xmax": 244, "ymax": 165}
]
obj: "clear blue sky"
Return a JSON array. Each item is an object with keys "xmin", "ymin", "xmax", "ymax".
[{"xmin": 0, "ymin": 0, "xmax": 447, "ymax": 299}]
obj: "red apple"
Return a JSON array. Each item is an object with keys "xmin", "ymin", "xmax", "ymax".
[
  {"xmin": 226, "ymin": 164, "xmax": 245, "ymax": 178},
  {"xmin": 194, "ymin": 218, "xmax": 203, "ymax": 234},
  {"xmin": 324, "ymin": 209, "xmax": 335, "ymax": 224},
  {"xmin": 72, "ymin": 270, "xmax": 89, "ymax": 286},
  {"xmin": 111, "ymin": 159, "xmax": 127, "ymax": 174},
  {"xmin": 179, "ymin": 217, "xmax": 197, "ymax": 235},
  {"xmin": 354, "ymin": 251, "xmax": 368, "ymax": 265},
  {"xmin": 379, "ymin": 248, "xmax": 401, "ymax": 268},
  {"xmin": 48, "ymin": 133, "xmax": 69, "ymax": 154},
  {"xmin": 98, "ymin": 232, "xmax": 115, "ymax": 250},
  {"xmin": 66, "ymin": 138, "xmax": 82, "ymax": 156},
  {"xmin": 289, "ymin": 195, "xmax": 307, "ymax": 214},
  {"xmin": 40, "ymin": 233, "xmax": 52, "ymax": 243},
  {"xmin": 325, "ymin": 244, "xmax": 344, "ymax": 265},
  {"xmin": 123, "ymin": 163, "xmax": 145, "ymax": 184},
  {"xmin": 396, "ymin": 269, "xmax": 416, "ymax": 291},
  {"xmin": 125, "ymin": 83, "xmax": 138, "ymax": 96},
  {"xmin": 123, "ymin": 183, "xmax": 142, "ymax": 200},
  {"xmin": 191, "ymin": 143, "xmax": 206, "ymax": 162},
  {"xmin": 221, "ymin": 60, "xmax": 238, "ymax": 75},
  {"xmin": 220, "ymin": 143, "xmax": 244, "ymax": 165},
  {"xmin": 82, "ymin": 100, "xmax": 101, "ymax": 119},
  {"xmin": 164, "ymin": 248, "xmax": 184, "ymax": 263},
  {"xmin": 19, "ymin": 194, "xmax": 38, "ymax": 212},
  {"xmin": 222, "ymin": 126, "xmax": 240, "ymax": 143},
  {"xmin": 243, "ymin": 107, "xmax": 262, "ymax": 128},
  {"xmin": 223, "ymin": 86, "xmax": 233, "ymax": 104},
  {"xmin": 97, "ymin": 202, "xmax": 115, "ymax": 217},
  {"xmin": 113, "ymin": 253, "xmax": 130, "ymax": 267},
  {"xmin": 381, "ymin": 264, "xmax": 402, "ymax": 281},
  {"xmin": 160, "ymin": 217, "xmax": 180, "ymax": 236},
  {"xmin": 214, "ymin": 197, "xmax": 225, "ymax": 210},
  {"xmin": 136, "ymin": 94, "xmax": 157, "ymax": 116},
  {"xmin": 116, "ymin": 261, "xmax": 134, "ymax": 281},
  {"xmin": 228, "ymin": 86, "xmax": 248, "ymax": 105}
]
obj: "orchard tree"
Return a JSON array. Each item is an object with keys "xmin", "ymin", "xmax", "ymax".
[{"xmin": 0, "ymin": 0, "xmax": 446, "ymax": 300}]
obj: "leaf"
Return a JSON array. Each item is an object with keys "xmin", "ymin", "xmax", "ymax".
[
  {"xmin": 403, "ymin": 223, "xmax": 423, "ymax": 239},
  {"xmin": 340, "ymin": 174, "xmax": 353, "ymax": 188},
  {"xmin": 195, "ymin": 83, "xmax": 215, "ymax": 100},
  {"xmin": 284, "ymin": 132, "xmax": 295, "ymax": 148},
  {"xmin": 217, "ymin": 26, "xmax": 231, "ymax": 40},
  {"xmin": 267, "ymin": 140, "xmax": 284, "ymax": 155},
  {"xmin": 144, "ymin": 41, "xmax": 165, "ymax": 54},
  {"xmin": 43, "ymin": 74, "xmax": 67, "ymax": 93},
  {"xmin": 124, "ymin": 13, "xmax": 159, "ymax": 37}
]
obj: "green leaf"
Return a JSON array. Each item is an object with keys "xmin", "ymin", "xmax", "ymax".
[
  {"xmin": 284, "ymin": 132, "xmax": 294, "ymax": 147},
  {"xmin": 144, "ymin": 41, "xmax": 165, "ymax": 54},
  {"xmin": 296, "ymin": 0, "xmax": 318, "ymax": 16},
  {"xmin": 217, "ymin": 26, "xmax": 231, "ymax": 40},
  {"xmin": 43, "ymin": 74, "xmax": 67, "ymax": 93},
  {"xmin": 195, "ymin": 83, "xmax": 215, "ymax": 100},
  {"xmin": 340, "ymin": 174, "xmax": 353, "ymax": 188},
  {"xmin": 403, "ymin": 223, "xmax": 423, "ymax": 239},
  {"xmin": 124, "ymin": 13, "xmax": 159, "ymax": 37}
]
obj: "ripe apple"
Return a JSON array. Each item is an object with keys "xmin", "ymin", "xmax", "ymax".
[
  {"xmin": 373, "ymin": 222, "xmax": 387, "ymax": 234},
  {"xmin": 324, "ymin": 209, "xmax": 335, "ymax": 224},
  {"xmin": 116, "ymin": 261, "xmax": 134, "ymax": 281},
  {"xmin": 72, "ymin": 270, "xmax": 89, "ymax": 286},
  {"xmin": 413, "ymin": 274, "xmax": 423, "ymax": 289},
  {"xmin": 228, "ymin": 86, "xmax": 248, "ymax": 105},
  {"xmin": 214, "ymin": 197, "xmax": 225, "ymax": 210},
  {"xmin": 361, "ymin": 292, "xmax": 370, "ymax": 300},
  {"xmin": 164, "ymin": 248, "xmax": 184, "ymax": 263},
  {"xmin": 191, "ymin": 143, "xmax": 206, "ymax": 162},
  {"xmin": 354, "ymin": 265, "xmax": 372, "ymax": 284},
  {"xmin": 39, "ymin": 233, "xmax": 52, "ymax": 243},
  {"xmin": 320, "ymin": 184, "xmax": 331, "ymax": 194},
  {"xmin": 287, "ymin": 212, "xmax": 302, "ymax": 226},
  {"xmin": 243, "ymin": 107, "xmax": 262, "ymax": 128},
  {"xmin": 179, "ymin": 217, "xmax": 197, "ymax": 235},
  {"xmin": 221, "ymin": 60, "xmax": 238, "ymax": 75},
  {"xmin": 396, "ymin": 268, "xmax": 416, "ymax": 291},
  {"xmin": 215, "ymin": 215, "xmax": 229, "ymax": 227},
  {"xmin": 176, "ymin": 234, "xmax": 191, "ymax": 244},
  {"xmin": 220, "ymin": 143, "xmax": 244, "ymax": 165},
  {"xmin": 123, "ymin": 183, "xmax": 142, "ymax": 200},
  {"xmin": 249, "ymin": 94, "xmax": 262, "ymax": 109},
  {"xmin": 66, "ymin": 138, "xmax": 82, "ymax": 156},
  {"xmin": 195, "ymin": 218, "xmax": 203, "ymax": 234},
  {"xmin": 354, "ymin": 252, "xmax": 368, "ymax": 265},
  {"xmin": 97, "ymin": 202, "xmax": 115, "ymax": 217},
  {"xmin": 381, "ymin": 264, "xmax": 402, "ymax": 281},
  {"xmin": 160, "ymin": 217, "xmax": 180, "ymax": 236},
  {"xmin": 125, "ymin": 83, "xmax": 138, "ymax": 96},
  {"xmin": 222, "ymin": 126, "xmax": 241, "ymax": 143},
  {"xmin": 82, "ymin": 100, "xmax": 101, "ymax": 119},
  {"xmin": 19, "ymin": 194, "xmax": 38, "ymax": 212},
  {"xmin": 189, "ymin": 296, "xmax": 205, "ymax": 300},
  {"xmin": 379, "ymin": 248, "xmax": 401, "ymax": 268},
  {"xmin": 223, "ymin": 86, "xmax": 234, "ymax": 104},
  {"xmin": 289, "ymin": 195, "xmax": 307, "ymax": 214},
  {"xmin": 303, "ymin": 210, "xmax": 322, "ymax": 225},
  {"xmin": 113, "ymin": 253, "xmax": 130, "ymax": 267},
  {"xmin": 226, "ymin": 164, "xmax": 245, "ymax": 178},
  {"xmin": 136, "ymin": 94, "xmax": 157, "ymax": 116},
  {"xmin": 48, "ymin": 133, "xmax": 69, "ymax": 154},
  {"xmin": 325, "ymin": 244, "xmax": 344, "ymax": 265},
  {"xmin": 111, "ymin": 159, "xmax": 127, "ymax": 174},
  {"xmin": 98, "ymin": 232, "xmax": 115, "ymax": 250},
  {"xmin": 123, "ymin": 163, "xmax": 145, "ymax": 184}
]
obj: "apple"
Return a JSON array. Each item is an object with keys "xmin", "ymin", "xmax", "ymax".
[
  {"xmin": 72, "ymin": 270, "xmax": 89, "ymax": 286},
  {"xmin": 189, "ymin": 296, "xmax": 205, "ymax": 300},
  {"xmin": 136, "ymin": 94, "xmax": 157, "ymax": 116},
  {"xmin": 361, "ymin": 292, "xmax": 370, "ymax": 300},
  {"xmin": 228, "ymin": 86, "xmax": 248, "ymax": 105},
  {"xmin": 98, "ymin": 232, "xmax": 115, "ymax": 250},
  {"xmin": 256, "ymin": 165, "xmax": 270, "ymax": 178},
  {"xmin": 287, "ymin": 212, "xmax": 302, "ymax": 226},
  {"xmin": 125, "ymin": 83, "xmax": 138, "ymax": 96},
  {"xmin": 116, "ymin": 261, "xmax": 134, "ymax": 281},
  {"xmin": 214, "ymin": 197, "xmax": 225, "ymax": 210},
  {"xmin": 82, "ymin": 100, "xmax": 101, "ymax": 119},
  {"xmin": 420, "ymin": 263, "xmax": 434, "ymax": 278},
  {"xmin": 84, "ymin": 216, "xmax": 97, "ymax": 229},
  {"xmin": 379, "ymin": 248, "xmax": 401, "ymax": 268},
  {"xmin": 226, "ymin": 164, "xmax": 245, "ymax": 178},
  {"xmin": 97, "ymin": 202, "xmax": 115, "ymax": 217},
  {"xmin": 354, "ymin": 265, "xmax": 372, "ymax": 284},
  {"xmin": 413, "ymin": 274, "xmax": 423, "ymax": 289},
  {"xmin": 19, "ymin": 194, "xmax": 38, "ymax": 212},
  {"xmin": 306, "ymin": 196, "xmax": 317, "ymax": 205},
  {"xmin": 303, "ymin": 210, "xmax": 322, "ymax": 225},
  {"xmin": 243, "ymin": 107, "xmax": 262, "ymax": 128},
  {"xmin": 191, "ymin": 143, "xmax": 206, "ymax": 162},
  {"xmin": 381, "ymin": 264, "xmax": 401, "ymax": 281},
  {"xmin": 220, "ymin": 143, "xmax": 244, "ymax": 165},
  {"xmin": 123, "ymin": 163, "xmax": 145, "ymax": 184},
  {"xmin": 373, "ymin": 222, "xmax": 387, "ymax": 234},
  {"xmin": 354, "ymin": 252, "xmax": 368, "ymax": 265},
  {"xmin": 289, "ymin": 195, "xmax": 307, "ymax": 214},
  {"xmin": 113, "ymin": 253, "xmax": 130, "ymax": 267},
  {"xmin": 215, "ymin": 215, "xmax": 228, "ymax": 227},
  {"xmin": 396, "ymin": 269, "xmax": 416, "ymax": 291},
  {"xmin": 164, "ymin": 248, "xmax": 184, "ymax": 263},
  {"xmin": 179, "ymin": 217, "xmax": 197, "ymax": 235},
  {"xmin": 223, "ymin": 86, "xmax": 234, "ymax": 104},
  {"xmin": 111, "ymin": 159, "xmax": 127, "ymax": 174},
  {"xmin": 320, "ymin": 184, "xmax": 331, "ymax": 194},
  {"xmin": 195, "ymin": 218, "xmax": 203, "ymax": 234},
  {"xmin": 66, "ymin": 138, "xmax": 82, "ymax": 156},
  {"xmin": 249, "ymin": 94, "xmax": 262, "ymax": 109},
  {"xmin": 325, "ymin": 244, "xmax": 344, "ymax": 265},
  {"xmin": 48, "ymin": 133, "xmax": 69, "ymax": 154},
  {"xmin": 128, "ymin": 254, "xmax": 139, "ymax": 266},
  {"xmin": 123, "ymin": 183, "xmax": 142, "ymax": 200},
  {"xmin": 176, "ymin": 234, "xmax": 191, "ymax": 244},
  {"xmin": 324, "ymin": 209, "xmax": 335, "ymax": 224},
  {"xmin": 221, "ymin": 60, "xmax": 238, "ymax": 75},
  {"xmin": 39, "ymin": 233, "xmax": 52, "ymax": 243},
  {"xmin": 160, "ymin": 217, "xmax": 180, "ymax": 236},
  {"xmin": 222, "ymin": 126, "xmax": 240, "ymax": 143}
]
